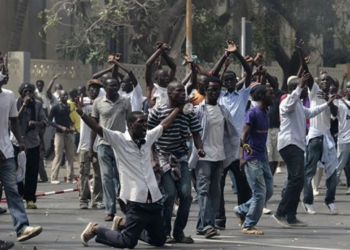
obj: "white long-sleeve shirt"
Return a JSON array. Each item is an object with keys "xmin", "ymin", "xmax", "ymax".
[{"xmin": 278, "ymin": 86, "xmax": 328, "ymax": 152}]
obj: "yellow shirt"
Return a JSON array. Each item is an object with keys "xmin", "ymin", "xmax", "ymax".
[{"xmin": 67, "ymin": 100, "xmax": 80, "ymax": 132}]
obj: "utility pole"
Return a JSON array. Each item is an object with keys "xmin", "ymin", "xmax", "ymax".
[
  {"xmin": 186, "ymin": 0, "xmax": 192, "ymax": 74},
  {"xmin": 241, "ymin": 17, "xmax": 246, "ymax": 77}
]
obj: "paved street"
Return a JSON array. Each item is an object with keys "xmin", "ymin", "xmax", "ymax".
[{"xmin": 1, "ymin": 163, "xmax": 350, "ymax": 250}]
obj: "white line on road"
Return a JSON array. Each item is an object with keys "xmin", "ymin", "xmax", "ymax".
[{"xmin": 192, "ymin": 236, "xmax": 346, "ymax": 250}]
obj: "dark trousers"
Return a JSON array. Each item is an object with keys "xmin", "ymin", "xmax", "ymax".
[
  {"xmin": 18, "ymin": 146, "xmax": 40, "ymax": 202},
  {"xmin": 216, "ymin": 159, "xmax": 252, "ymax": 227},
  {"xmin": 38, "ymin": 153, "xmax": 48, "ymax": 182},
  {"xmin": 95, "ymin": 201, "xmax": 166, "ymax": 249},
  {"xmin": 276, "ymin": 145, "xmax": 304, "ymax": 222}
]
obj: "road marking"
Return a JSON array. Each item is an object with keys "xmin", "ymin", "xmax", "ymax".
[{"xmin": 192, "ymin": 236, "xmax": 346, "ymax": 250}]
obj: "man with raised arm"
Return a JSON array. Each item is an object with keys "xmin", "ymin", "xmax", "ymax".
[
  {"xmin": 215, "ymin": 41, "xmax": 253, "ymax": 230},
  {"xmin": 272, "ymin": 72, "xmax": 336, "ymax": 228},
  {"xmin": 148, "ymin": 81, "xmax": 205, "ymax": 243},
  {"xmin": 297, "ymin": 40, "xmax": 339, "ymax": 215},
  {"xmin": 78, "ymin": 96, "xmax": 184, "ymax": 249},
  {"xmin": 145, "ymin": 43, "xmax": 176, "ymax": 109}
]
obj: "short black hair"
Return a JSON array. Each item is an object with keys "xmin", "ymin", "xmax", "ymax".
[
  {"xmin": 167, "ymin": 80, "xmax": 183, "ymax": 92},
  {"xmin": 204, "ymin": 76, "xmax": 222, "ymax": 89},
  {"xmin": 127, "ymin": 111, "xmax": 144, "ymax": 124},
  {"xmin": 253, "ymin": 85, "xmax": 268, "ymax": 101},
  {"xmin": 36, "ymin": 80, "xmax": 44, "ymax": 86},
  {"xmin": 224, "ymin": 70, "xmax": 237, "ymax": 78}
]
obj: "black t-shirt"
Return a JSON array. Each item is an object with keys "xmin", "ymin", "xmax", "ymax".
[
  {"xmin": 49, "ymin": 102, "xmax": 72, "ymax": 133},
  {"xmin": 269, "ymin": 90, "xmax": 286, "ymax": 128}
]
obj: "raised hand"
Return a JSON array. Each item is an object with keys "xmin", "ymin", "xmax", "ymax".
[
  {"xmin": 115, "ymin": 53, "xmax": 122, "ymax": 61},
  {"xmin": 295, "ymin": 38, "xmax": 304, "ymax": 50},
  {"xmin": 226, "ymin": 40, "xmax": 238, "ymax": 53},
  {"xmin": 75, "ymin": 94, "xmax": 85, "ymax": 112},
  {"xmin": 181, "ymin": 53, "xmax": 194, "ymax": 64},
  {"xmin": 300, "ymin": 71, "xmax": 311, "ymax": 88},
  {"xmin": 161, "ymin": 43, "xmax": 171, "ymax": 51},
  {"xmin": 304, "ymin": 55, "xmax": 311, "ymax": 64},
  {"xmin": 52, "ymin": 73, "xmax": 61, "ymax": 80},
  {"xmin": 254, "ymin": 53, "xmax": 264, "ymax": 65},
  {"xmin": 245, "ymin": 55, "xmax": 254, "ymax": 63},
  {"xmin": 253, "ymin": 65, "xmax": 266, "ymax": 76}
]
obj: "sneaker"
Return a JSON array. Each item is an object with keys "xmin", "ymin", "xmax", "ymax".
[
  {"xmin": 97, "ymin": 202, "xmax": 105, "ymax": 209},
  {"xmin": 302, "ymin": 203, "xmax": 316, "ymax": 215},
  {"xmin": 111, "ymin": 216, "xmax": 124, "ymax": 231},
  {"xmin": 288, "ymin": 218, "xmax": 307, "ymax": 227},
  {"xmin": 80, "ymin": 203, "xmax": 88, "ymax": 209},
  {"xmin": 326, "ymin": 203, "xmax": 338, "ymax": 215},
  {"xmin": 81, "ymin": 222, "xmax": 97, "ymax": 246},
  {"xmin": 346, "ymin": 187, "xmax": 350, "ymax": 195},
  {"xmin": 0, "ymin": 240, "xmax": 14, "ymax": 250},
  {"xmin": 91, "ymin": 202, "xmax": 105, "ymax": 209},
  {"xmin": 233, "ymin": 206, "xmax": 245, "ymax": 227},
  {"xmin": 263, "ymin": 208, "xmax": 271, "ymax": 214},
  {"xmin": 271, "ymin": 214, "xmax": 291, "ymax": 228},
  {"xmin": 17, "ymin": 226, "xmax": 43, "ymax": 242},
  {"xmin": 51, "ymin": 180, "xmax": 60, "ymax": 184},
  {"xmin": 26, "ymin": 201, "xmax": 37, "ymax": 209},
  {"xmin": 313, "ymin": 189, "xmax": 320, "ymax": 196}
]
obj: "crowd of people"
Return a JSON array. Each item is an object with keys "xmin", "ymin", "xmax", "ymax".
[{"xmin": 0, "ymin": 38, "xmax": 349, "ymax": 249}]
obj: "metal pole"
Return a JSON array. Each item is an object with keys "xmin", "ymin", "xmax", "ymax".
[
  {"xmin": 186, "ymin": 0, "xmax": 192, "ymax": 74},
  {"xmin": 241, "ymin": 17, "xmax": 246, "ymax": 77}
]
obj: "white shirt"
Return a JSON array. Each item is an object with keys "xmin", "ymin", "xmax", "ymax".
[
  {"xmin": 218, "ymin": 85, "xmax": 250, "ymax": 134},
  {"xmin": 119, "ymin": 84, "xmax": 143, "ymax": 111},
  {"xmin": 35, "ymin": 89, "xmax": 48, "ymax": 109},
  {"xmin": 0, "ymin": 89, "xmax": 18, "ymax": 159},
  {"xmin": 199, "ymin": 104, "xmax": 225, "ymax": 161},
  {"xmin": 337, "ymin": 99, "xmax": 350, "ymax": 144},
  {"xmin": 102, "ymin": 125, "xmax": 164, "ymax": 203},
  {"xmin": 77, "ymin": 97, "xmax": 99, "ymax": 152},
  {"xmin": 310, "ymin": 83, "xmax": 331, "ymax": 133},
  {"xmin": 153, "ymin": 84, "xmax": 168, "ymax": 109},
  {"xmin": 278, "ymin": 86, "xmax": 328, "ymax": 151}
]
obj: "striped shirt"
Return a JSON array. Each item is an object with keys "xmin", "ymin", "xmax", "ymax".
[{"xmin": 148, "ymin": 103, "xmax": 202, "ymax": 153}]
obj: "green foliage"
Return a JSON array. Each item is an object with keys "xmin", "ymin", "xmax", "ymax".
[{"xmin": 192, "ymin": 9, "xmax": 236, "ymax": 62}]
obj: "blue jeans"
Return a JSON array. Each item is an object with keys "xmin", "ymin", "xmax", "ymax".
[
  {"xmin": 161, "ymin": 161, "xmax": 192, "ymax": 238},
  {"xmin": 195, "ymin": 160, "xmax": 223, "ymax": 233},
  {"xmin": 0, "ymin": 158, "xmax": 29, "ymax": 236},
  {"xmin": 97, "ymin": 144, "xmax": 120, "ymax": 215},
  {"xmin": 303, "ymin": 137, "xmax": 337, "ymax": 205},
  {"xmin": 236, "ymin": 160, "xmax": 273, "ymax": 228}
]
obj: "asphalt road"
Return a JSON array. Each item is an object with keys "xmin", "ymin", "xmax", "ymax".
[{"xmin": 1, "ymin": 163, "xmax": 350, "ymax": 250}]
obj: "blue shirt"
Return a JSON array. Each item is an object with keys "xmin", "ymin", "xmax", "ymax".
[{"xmin": 218, "ymin": 85, "xmax": 251, "ymax": 134}]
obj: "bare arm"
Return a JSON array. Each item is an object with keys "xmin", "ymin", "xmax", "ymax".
[
  {"xmin": 232, "ymin": 47, "xmax": 252, "ymax": 88},
  {"xmin": 265, "ymin": 72, "xmax": 279, "ymax": 91},
  {"xmin": 46, "ymin": 74, "xmax": 60, "ymax": 100},
  {"xmin": 339, "ymin": 73, "xmax": 347, "ymax": 96},
  {"xmin": 241, "ymin": 123, "xmax": 252, "ymax": 145},
  {"xmin": 192, "ymin": 131, "xmax": 205, "ymax": 157},
  {"xmin": 162, "ymin": 51, "xmax": 176, "ymax": 82},
  {"xmin": 10, "ymin": 117, "xmax": 25, "ymax": 150},
  {"xmin": 296, "ymin": 39, "xmax": 313, "ymax": 90}
]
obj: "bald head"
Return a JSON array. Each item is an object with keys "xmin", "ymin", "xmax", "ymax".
[{"xmin": 167, "ymin": 81, "xmax": 183, "ymax": 93}]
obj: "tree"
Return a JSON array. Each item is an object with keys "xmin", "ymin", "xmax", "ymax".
[{"xmin": 8, "ymin": 0, "xmax": 29, "ymax": 51}]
